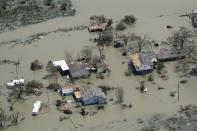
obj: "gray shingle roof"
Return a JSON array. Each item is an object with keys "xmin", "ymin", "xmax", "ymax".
[
  {"xmin": 139, "ymin": 51, "xmax": 157, "ymax": 65},
  {"xmin": 80, "ymin": 86, "xmax": 106, "ymax": 101},
  {"xmin": 68, "ymin": 62, "xmax": 89, "ymax": 78}
]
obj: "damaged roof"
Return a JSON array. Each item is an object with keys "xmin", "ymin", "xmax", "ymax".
[
  {"xmin": 129, "ymin": 51, "xmax": 157, "ymax": 67},
  {"xmin": 80, "ymin": 85, "xmax": 106, "ymax": 101},
  {"xmin": 68, "ymin": 62, "xmax": 89, "ymax": 78}
]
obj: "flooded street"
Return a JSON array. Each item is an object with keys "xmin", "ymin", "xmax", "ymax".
[{"xmin": 0, "ymin": 0, "xmax": 197, "ymax": 131}]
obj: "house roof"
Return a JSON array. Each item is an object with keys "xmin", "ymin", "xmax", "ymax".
[
  {"xmin": 88, "ymin": 23, "xmax": 108, "ymax": 30},
  {"xmin": 139, "ymin": 51, "xmax": 157, "ymax": 65},
  {"xmin": 62, "ymin": 83, "xmax": 81, "ymax": 90},
  {"xmin": 80, "ymin": 86, "xmax": 106, "ymax": 101},
  {"xmin": 129, "ymin": 51, "xmax": 157, "ymax": 67},
  {"xmin": 53, "ymin": 60, "xmax": 69, "ymax": 71},
  {"xmin": 157, "ymin": 48, "xmax": 182, "ymax": 60},
  {"xmin": 68, "ymin": 62, "xmax": 89, "ymax": 78},
  {"xmin": 193, "ymin": 17, "xmax": 197, "ymax": 23},
  {"xmin": 74, "ymin": 91, "xmax": 81, "ymax": 99},
  {"xmin": 129, "ymin": 53, "xmax": 141, "ymax": 67}
]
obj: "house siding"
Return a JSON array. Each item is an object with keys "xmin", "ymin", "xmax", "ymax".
[
  {"xmin": 192, "ymin": 20, "xmax": 197, "ymax": 27},
  {"xmin": 82, "ymin": 96, "xmax": 106, "ymax": 105},
  {"xmin": 130, "ymin": 62, "xmax": 153, "ymax": 75}
]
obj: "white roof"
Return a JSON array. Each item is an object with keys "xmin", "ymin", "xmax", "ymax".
[
  {"xmin": 12, "ymin": 79, "xmax": 25, "ymax": 84},
  {"xmin": 32, "ymin": 101, "xmax": 41, "ymax": 114},
  {"xmin": 193, "ymin": 10, "xmax": 197, "ymax": 14},
  {"xmin": 53, "ymin": 60, "xmax": 69, "ymax": 71},
  {"xmin": 62, "ymin": 88, "xmax": 74, "ymax": 94},
  {"xmin": 7, "ymin": 79, "xmax": 25, "ymax": 87}
]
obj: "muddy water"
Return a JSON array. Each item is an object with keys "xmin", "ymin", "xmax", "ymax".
[{"xmin": 0, "ymin": 0, "xmax": 197, "ymax": 131}]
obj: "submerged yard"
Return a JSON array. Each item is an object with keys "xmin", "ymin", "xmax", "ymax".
[{"xmin": 0, "ymin": 0, "xmax": 197, "ymax": 131}]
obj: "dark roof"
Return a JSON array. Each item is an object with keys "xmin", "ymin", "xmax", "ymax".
[
  {"xmin": 156, "ymin": 48, "xmax": 184, "ymax": 61},
  {"xmin": 139, "ymin": 51, "xmax": 157, "ymax": 65},
  {"xmin": 80, "ymin": 86, "xmax": 106, "ymax": 101},
  {"xmin": 68, "ymin": 62, "xmax": 89, "ymax": 78}
]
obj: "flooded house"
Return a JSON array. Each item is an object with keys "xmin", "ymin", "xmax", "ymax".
[
  {"xmin": 190, "ymin": 11, "xmax": 197, "ymax": 27},
  {"xmin": 74, "ymin": 85, "xmax": 106, "ymax": 105},
  {"xmin": 190, "ymin": 10, "xmax": 197, "ymax": 20},
  {"xmin": 156, "ymin": 48, "xmax": 185, "ymax": 62},
  {"xmin": 192, "ymin": 17, "xmax": 197, "ymax": 27},
  {"xmin": 59, "ymin": 83, "xmax": 81, "ymax": 96},
  {"xmin": 73, "ymin": 91, "xmax": 82, "ymax": 102},
  {"xmin": 53, "ymin": 60, "xmax": 69, "ymax": 75},
  {"xmin": 68, "ymin": 62, "xmax": 89, "ymax": 79},
  {"xmin": 129, "ymin": 51, "xmax": 157, "ymax": 74},
  {"xmin": 88, "ymin": 23, "xmax": 108, "ymax": 33}
]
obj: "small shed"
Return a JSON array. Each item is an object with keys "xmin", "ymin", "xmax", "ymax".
[
  {"xmin": 60, "ymin": 83, "xmax": 81, "ymax": 96},
  {"xmin": 68, "ymin": 62, "xmax": 89, "ymax": 79},
  {"xmin": 79, "ymin": 86, "xmax": 106, "ymax": 105},
  {"xmin": 53, "ymin": 60, "xmax": 69, "ymax": 75}
]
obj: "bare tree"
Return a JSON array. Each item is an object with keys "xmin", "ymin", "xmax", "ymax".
[
  {"xmin": 98, "ymin": 29, "xmax": 114, "ymax": 46},
  {"xmin": 115, "ymin": 87, "xmax": 124, "ymax": 104},
  {"xmin": 64, "ymin": 50, "xmax": 73, "ymax": 64},
  {"xmin": 46, "ymin": 61, "xmax": 59, "ymax": 83},
  {"xmin": 11, "ymin": 112, "xmax": 20, "ymax": 124},
  {"xmin": 98, "ymin": 46, "xmax": 105, "ymax": 62},
  {"xmin": 168, "ymin": 27, "xmax": 197, "ymax": 76},
  {"xmin": 167, "ymin": 27, "xmax": 194, "ymax": 53},
  {"xmin": 125, "ymin": 33, "xmax": 153, "ymax": 53},
  {"xmin": 81, "ymin": 47, "xmax": 93, "ymax": 62}
]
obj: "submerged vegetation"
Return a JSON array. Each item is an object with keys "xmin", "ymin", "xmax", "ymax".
[
  {"xmin": 0, "ymin": 0, "xmax": 75, "ymax": 33},
  {"xmin": 0, "ymin": 1, "xmax": 197, "ymax": 131}
]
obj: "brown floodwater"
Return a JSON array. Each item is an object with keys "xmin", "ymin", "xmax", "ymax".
[{"xmin": 0, "ymin": 0, "xmax": 197, "ymax": 131}]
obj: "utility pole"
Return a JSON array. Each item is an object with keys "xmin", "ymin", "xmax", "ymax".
[
  {"xmin": 47, "ymin": 90, "xmax": 50, "ymax": 106},
  {"xmin": 178, "ymin": 82, "xmax": 180, "ymax": 101},
  {"xmin": 68, "ymin": 117, "xmax": 76, "ymax": 128},
  {"xmin": 15, "ymin": 64, "xmax": 18, "ymax": 78}
]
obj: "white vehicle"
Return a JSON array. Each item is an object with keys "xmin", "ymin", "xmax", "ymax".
[
  {"xmin": 6, "ymin": 79, "xmax": 25, "ymax": 87},
  {"xmin": 32, "ymin": 101, "xmax": 42, "ymax": 116}
]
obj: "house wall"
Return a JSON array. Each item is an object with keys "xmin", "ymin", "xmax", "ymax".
[
  {"xmin": 129, "ymin": 61, "xmax": 153, "ymax": 75},
  {"xmin": 88, "ymin": 28, "xmax": 103, "ymax": 33},
  {"xmin": 58, "ymin": 69, "xmax": 70, "ymax": 76},
  {"xmin": 192, "ymin": 20, "xmax": 197, "ymax": 27},
  {"xmin": 60, "ymin": 88, "xmax": 74, "ymax": 96},
  {"xmin": 82, "ymin": 96, "xmax": 106, "ymax": 105}
]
